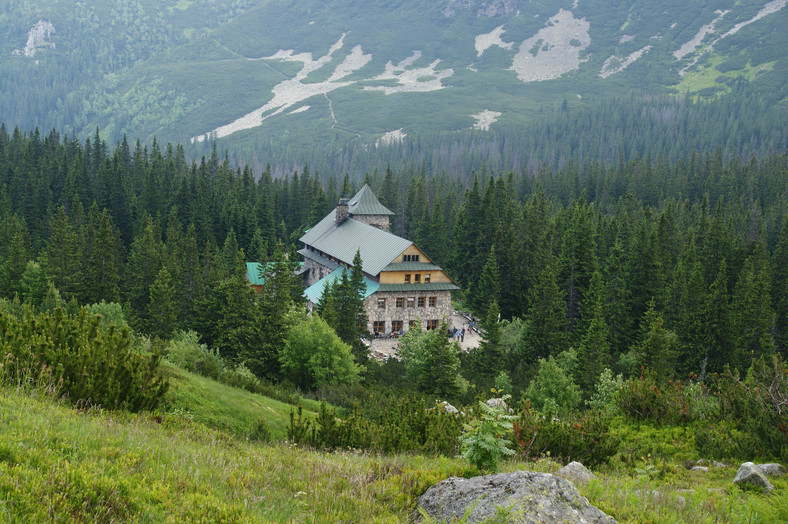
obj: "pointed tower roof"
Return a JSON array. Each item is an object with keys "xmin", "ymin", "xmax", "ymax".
[{"xmin": 347, "ymin": 184, "xmax": 394, "ymax": 216}]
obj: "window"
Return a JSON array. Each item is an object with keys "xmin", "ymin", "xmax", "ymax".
[
  {"xmin": 392, "ymin": 320, "xmax": 403, "ymax": 333},
  {"xmin": 403, "ymin": 254, "xmax": 420, "ymax": 262},
  {"xmin": 396, "ymin": 297, "xmax": 404, "ymax": 308},
  {"xmin": 404, "ymin": 273, "xmax": 411, "ymax": 283},
  {"xmin": 377, "ymin": 297, "xmax": 386, "ymax": 309},
  {"xmin": 428, "ymin": 296, "xmax": 437, "ymax": 307},
  {"xmin": 406, "ymin": 297, "xmax": 415, "ymax": 308},
  {"xmin": 417, "ymin": 297, "xmax": 425, "ymax": 308},
  {"xmin": 408, "ymin": 320, "xmax": 416, "ymax": 328},
  {"xmin": 414, "ymin": 274, "xmax": 421, "ymax": 283},
  {"xmin": 373, "ymin": 321, "xmax": 386, "ymax": 334},
  {"xmin": 424, "ymin": 273, "xmax": 431, "ymax": 283},
  {"xmin": 427, "ymin": 319, "xmax": 439, "ymax": 330}
]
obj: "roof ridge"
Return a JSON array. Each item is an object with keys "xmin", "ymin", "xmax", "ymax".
[{"xmin": 348, "ymin": 184, "xmax": 394, "ymax": 216}]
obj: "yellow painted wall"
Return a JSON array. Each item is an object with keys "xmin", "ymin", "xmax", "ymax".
[
  {"xmin": 397, "ymin": 245, "xmax": 431, "ymax": 263},
  {"xmin": 378, "ymin": 270, "xmax": 454, "ymax": 284}
]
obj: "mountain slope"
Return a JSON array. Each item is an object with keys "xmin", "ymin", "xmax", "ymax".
[{"xmin": 2, "ymin": 0, "xmax": 785, "ymax": 160}]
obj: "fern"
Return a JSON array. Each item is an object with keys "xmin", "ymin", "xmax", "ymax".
[{"xmin": 459, "ymin": 394, "xmax": 516, "ymax": 472}]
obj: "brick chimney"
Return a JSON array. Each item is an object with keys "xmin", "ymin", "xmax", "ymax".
[{"xmin": 335, "ymin": 198, "xmax": 349, "ymax": 224}]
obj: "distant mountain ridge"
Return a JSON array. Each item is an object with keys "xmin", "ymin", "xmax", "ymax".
[{"xmin": 2, "ymin": 0, "xmax": 785, "ymax": 163}]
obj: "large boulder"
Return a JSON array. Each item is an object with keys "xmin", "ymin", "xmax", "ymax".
[
  {"xmin": 733, "ymin": 462, "xmax": 774, "ymax": 492},
  {"xmin": 757, "ymin": 463, "xmax": 787, "ymax": 477},
  {"xmin": 415, "ymin": 470, "xmax": 615, "ymax": 523},
  {"xmin": 555, "ymin": 461, "xmax": 597, "ymax": 486}
]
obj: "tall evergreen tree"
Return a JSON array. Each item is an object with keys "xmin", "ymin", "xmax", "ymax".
[
  {"xmin": 731, "ymin": 243, "xmax": 775, "ymax": 369},
  {"xmin": 632, "ymin": 300, "xmax": 677, "ymax": 382},
  {"xmin": 773, "ymin": 215, "xmax": 788, "ymax": 352}
]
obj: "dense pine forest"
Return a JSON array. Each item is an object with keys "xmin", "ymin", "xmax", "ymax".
[{"xmin": 1, "ymin": 122, "xmax": 787, "ymax": 390}]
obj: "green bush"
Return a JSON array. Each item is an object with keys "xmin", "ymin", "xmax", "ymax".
[
  {"xmin": 694, "ymin": 421, "xmax": 757, "ymax": 461},
  {"xmin": 514, "ymin": 400, "xmax": 619, "ymax": 467},
  {"xmin": 164, "ymin": 330, "xmax": 224, "ymax": 380},
  {"xmin": 0, "ymin": 305, "xmax": 167, "ymax": 411},
  {"xmin": 287, "ymin": 397, "xmax": 466, "ymax": 456},
  {"xmin": 616, "ymin": 369, "xmax": 709, "ymax": 424},
  {"xmin": 711, "ymin": 356, "xmax": 788, "ymax": 461},
  {"xmin": 84, "ymin": 301, "xmax": 128, "ymax": 330}
]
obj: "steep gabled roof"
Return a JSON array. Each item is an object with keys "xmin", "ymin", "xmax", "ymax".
[
  {"xmin": 348, "ymin": 184, "xmax": 394, "ymax": 216},
  {"xmin": 299, "ymin": 212, "xmax": 412, "ymax": 276}
]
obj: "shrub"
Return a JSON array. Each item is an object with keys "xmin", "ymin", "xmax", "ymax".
[
  {"xmin": 165, "ymin": 330, "xmax": 224, "ymax": 380},
  {"xmin": 616, "ymin": 368, "xmax": 707, "ymax": 424},
  {"xmin": 525, "ymin": 350, "xmax": 581, "ymax": 417},
  {"xmin": 0, "ymin": 305, "xmax": 167, "ymax": 411},
  {"xmin": 710, "ymin": 356, "xmax": 788, "ymax": 460},
  {"xmin": 84, "ymin": 301, "xmax": 128, "ymax": 330},
  {"xmin": 248, "ymin": 417, "xmax": 272, "ymax": 442},
  {"xmin": 514, "ymin": 400, "xmax": 619, "ymax": 467},
  {"xmin": 586, "ymin": 368, "xmax": 624, "ymax": 412}
]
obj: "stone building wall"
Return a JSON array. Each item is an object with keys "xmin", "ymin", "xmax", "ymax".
[
  {"xmin": 364, "ymin": 289, "xmax": 453, "ymax": 334},
  {"xmin": 304, "ymin": 258, "xmax": 334, "ymax": 286},
  {"xmin": 351, "ymin": 214, "xmax": 390, "ymax": 231}
]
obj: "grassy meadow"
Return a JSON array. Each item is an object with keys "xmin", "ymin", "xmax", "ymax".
[{"xmin": 2, "ymin": 366, "xmax": 788, "ymax": 523}]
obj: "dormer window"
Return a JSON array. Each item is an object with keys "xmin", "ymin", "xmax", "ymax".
[{"xmin": 403, "ymin": 254, "xmax": 420, "ymax": 262}]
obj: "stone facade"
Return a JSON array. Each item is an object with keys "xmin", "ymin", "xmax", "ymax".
[
  {"xmin": 365, "ymin": 289, "xmax": 453, "ymax": 335},
  {"xmin": 351, "ymin": 213, "xmax": 390, "ymax": 231},
  {"xmin": 304, "ymin": 258, "xmax": 335, "ymax": 286}
]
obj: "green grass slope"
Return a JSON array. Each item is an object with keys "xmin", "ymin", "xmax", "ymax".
[
  {"xmin": 159, "ymin": 362, "xmax": 325, "ymax": 441},
  {"xmin": 3, "ymin": 374, "xmax": 788, "ymax": 522},
  {"xmin": 0, "ymin": 384, "xmax": 469, "ymax": 522}
]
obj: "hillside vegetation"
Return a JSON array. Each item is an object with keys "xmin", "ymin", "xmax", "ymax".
[
  {"xmin": 2, "ymin": 377, "xmax": 788, "ymax": 522},
  {"xmin": 1, "ymin": 0, "xmax": 785, "ymax": 168}
]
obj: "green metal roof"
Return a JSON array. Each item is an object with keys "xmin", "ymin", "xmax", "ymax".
[
  {"xmin": 246, "ymin": 261, "xmax": 305, "ymax": 286},
  {"xmin": 303, "ymin": 267, "xmax": 380, "ymax": 304},
  {"xmin": 348, "ymin": 184, "xmax": 394, "ymax": 216},
  {"xmin": 297, "ymin": 248, "xmax": 340, "ymax": 271},
  {"xmin": 299, "ymin": 212, "xmax": 412, "ymax": 276},
  {"xmin": 246, "ymin": 262, "xmax": 266, "ymax": 286},
  {"xmin": 377, "ymin": 283, "xmax": 460, "ymax": 292},
  {"xmin": 381, "ymin": 262, "xmax": 444, "ymax": 272}
]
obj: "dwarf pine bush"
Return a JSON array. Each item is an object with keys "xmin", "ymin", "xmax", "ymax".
[{"xmin": 0, "ymin": 305, "xmax": 167, "ymax": 411}]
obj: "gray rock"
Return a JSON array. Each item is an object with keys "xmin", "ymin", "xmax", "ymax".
[
  {"xmin": 691, "ymin": 466, "xmax": 708, "ymax": 472},
  {"xmin": 733, "ymin": 462, "xmax": 774, "ymax": 493},
  {"xmin": 415, "ymin": 470, "xmax": 616, "ymax": 523},
  {"xmin": 555, "ymin": 461, "xmax": 597, "ymax": 486},
  {"xmin": 757, "ymin": 463, "xmax": 787, "ymax": 477},
  {"xmin": 712, "ymin": 461, "xmax": 727, "ymax": 469},
  {"xmin": 437, "ymin": 401, "xmax": 459, "ymax": 414},
  {"xmin": 486, "ymin": 397, "xmax": 509, "ymax": 411}
]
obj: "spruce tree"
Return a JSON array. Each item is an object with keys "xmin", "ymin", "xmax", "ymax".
[
  {"xmin": 732, "ymin": 243, "xmax": 775, "ymax": 369},
  {"xmin": 575, "ymin": 292, "xmax": 611, "ymax": 393},
  {"xmin": 632, "ymin": 300, "xmax": 677, "ymax": 382},
  {"xmin": 148, "ymin": 267, "xmax": 177, "ymax": 339},
  {"xmin": 773, "ymin": 215, "xmax": 788, "ymax": 352}
]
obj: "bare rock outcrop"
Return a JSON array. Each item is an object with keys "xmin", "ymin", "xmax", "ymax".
[
  {"xmin": 555, "ymin": 461, "xmax": 596, "ymax": 486},
  {"xmin": 415, "ymin": 470, "xmax": 615, "ymax": 523},
  {"xmin": 733, "ymin": 462, "xmax": 774, "ymax": 492}
]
